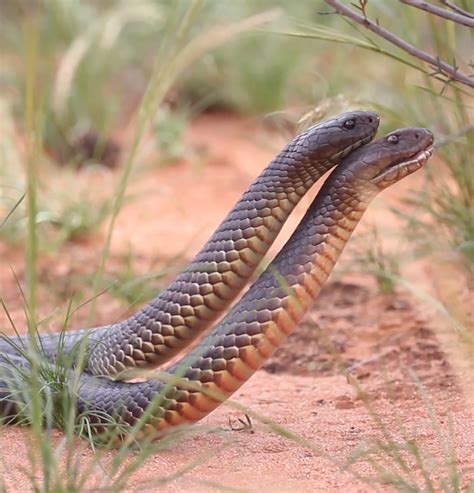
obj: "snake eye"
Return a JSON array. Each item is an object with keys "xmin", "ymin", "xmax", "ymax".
[
  {"xmin": 387, "ymin": 134, "xmax": 399, "ymax": 144},
  {"xmin": 344, "ymin": 119, "xmax": 355, "ymax": 130}
]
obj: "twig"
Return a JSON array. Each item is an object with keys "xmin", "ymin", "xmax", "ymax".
[
  {"xmin": 227, "ymin": 414, "xmax": 254, "ymax": 433},
  {"xmin": 324, "ymin": 0, "xmax": 474, "ymax": 88},
  {"xmin": 401, "ymin": 0, "xmax": 474, "ymax": 28},
  {"xmin": 441, "ymin": 0, "xmax": 474, "ymax": 19}
]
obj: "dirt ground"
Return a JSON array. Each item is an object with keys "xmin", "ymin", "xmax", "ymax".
[{"xmin": 0, "ymin": 115, "xmax": 473, "ymax": 492}]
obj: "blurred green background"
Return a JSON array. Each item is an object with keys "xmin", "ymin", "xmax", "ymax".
[{"xmin": 0, "ymin": 0, "xmax": 471, "ymax": 265}]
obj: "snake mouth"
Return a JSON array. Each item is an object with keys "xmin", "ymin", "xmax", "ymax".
[{"xmin": 372, "ymin": 145, "xmax": 434, "ymax": 184}]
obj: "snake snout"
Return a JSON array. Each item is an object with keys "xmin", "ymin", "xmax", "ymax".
[{"xmin": 370, "ymin": 128, "xmax": 435, "ymax": 187}]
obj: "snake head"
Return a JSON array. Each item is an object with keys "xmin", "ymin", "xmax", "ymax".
[
  {"xmin": 304, "ymin": 110, "xmax": 380, "ymax": 163},
  {"xmin": 343, "ymin": 128, "xmax": 434, "ymax": 192}
]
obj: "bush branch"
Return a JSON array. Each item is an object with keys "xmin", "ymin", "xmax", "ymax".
[
  {"xmin": 441, "ymin": 0, "xmax": 474, "ymax": 19},
  {"xmin": 401, "ymin": 0, "xmax": 474, "ymax": 28},
  {"xmin": 324, "ymin": 0, "xmax": 474, "ymax": 88}
]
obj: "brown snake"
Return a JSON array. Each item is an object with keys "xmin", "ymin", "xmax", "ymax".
[
  {"xmin": 0, "ymin": 125, "xmax": 434, "ymax": 439},
  {"xmin": 0, "ymin": 111, "xmax": 379, "ymax": 378}
]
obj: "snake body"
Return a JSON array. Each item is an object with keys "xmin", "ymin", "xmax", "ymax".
[
  {"xmin": 0, "ymin": 126, "xmax": 434, "ymax": 438},
  {"xmin": 1, "ymin": 111, "xmax": 378, "ymax": 378}
]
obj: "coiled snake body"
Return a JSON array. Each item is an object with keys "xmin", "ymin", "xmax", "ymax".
[{"xmin": 0, "ymin": 115, "xmax": 434, "ymax": 439}]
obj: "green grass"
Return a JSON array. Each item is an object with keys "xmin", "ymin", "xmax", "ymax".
[
  {"xmin": 0, "ymin": 327, "xmax": 235, "ymax": 490},
  {"xmin": 352, "ymin": 224, "xmax": 401, "ymax": 295},
  {"xmin": 0, "ymin": 0, "xmax": 472, "ymax": 491}
]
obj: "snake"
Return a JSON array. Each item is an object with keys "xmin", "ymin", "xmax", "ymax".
[
  {"xmin": 0, "ymin": 111, "xmax": 379, "ymax": 378},
  {"xmin": 0, "ymin": 126, "xmax": 434, "ymax": 439}
]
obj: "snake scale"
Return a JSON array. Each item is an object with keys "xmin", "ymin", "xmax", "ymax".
[{"xmin": 0, "ymin": 114, "xmax": 434, "ymax": 440}]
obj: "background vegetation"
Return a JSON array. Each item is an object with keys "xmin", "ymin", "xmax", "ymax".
[{"xmin": 0, "ymin": 0, "xmax": 472, "ymax": 491}]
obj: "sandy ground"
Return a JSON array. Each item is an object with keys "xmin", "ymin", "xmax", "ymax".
[{"xmin": 0, "ymin": 115, "xmax": 473, "ymax": 491}]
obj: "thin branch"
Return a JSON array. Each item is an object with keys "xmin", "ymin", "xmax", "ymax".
[
  {"xmin": 441, "ymin": 0, "xmax": 474, "ymax": 19},
  {"xmin": 401, "ymin": 0, "xmax": 474, "ymax": 28},
  {"xmin": 324, "ymin": 0, "xmax": 474, "ymax": 88}
]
